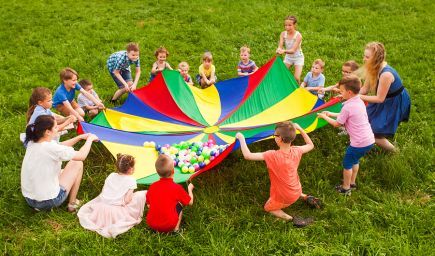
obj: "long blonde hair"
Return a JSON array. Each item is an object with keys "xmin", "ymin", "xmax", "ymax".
[{"xmin": 364, "ymin": 42, "xmax": 387, "ymax": 93}]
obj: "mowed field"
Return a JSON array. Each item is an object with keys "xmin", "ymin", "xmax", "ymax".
[{"xmin": 0, "ymin": 0, "xmax": 433, "ymax": 255}]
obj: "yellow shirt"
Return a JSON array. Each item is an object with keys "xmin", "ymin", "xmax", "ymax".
[{"xmin": 198, "ymin": 64, "xmax": 216, "ymax": 78}]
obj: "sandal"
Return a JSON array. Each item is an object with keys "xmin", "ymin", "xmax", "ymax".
[
  {"xmin": 293, "ymin": 217, "xmax": 314, "ymax": 228},
  {"xmin": 67, "ymin": 200, "xmax": 82, "ymax": 213},
  {"xmin": 305, "ymin": 195, "xmax": 322, "ymax": 209}
]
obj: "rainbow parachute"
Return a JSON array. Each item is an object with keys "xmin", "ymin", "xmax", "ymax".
[{"xmin": 79, "ymin": 57, "xmax": 341, "ymax": 184}]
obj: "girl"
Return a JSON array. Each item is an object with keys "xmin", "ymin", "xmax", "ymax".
[
  {"xmin": 196, "ymin": 51, "xmax": 217, "ymax": 89},
  {"xmin": 21, "ymin": 115, "xmax": 98, "ymax": 212},
  {"xmin": 235, "ymin": 122, "xmax": 320, "ymax": 227},
  {"xmin": 27, "ymin": 87, "xmax": 75, "ymax": 129},
  {"xmin": 149, "ymin": 46, "xmax": 173, "ymax": 82},
  {"xmin": 276, "ymin": 15, "xmax": 304, "ymax": 84},
  {"xmin": 359, "ymin": 42, "xmax": 411, "ymax": 152},
  {"xmin": 78, "ymin": 154, "xmax": 147, "ymax": 238}
]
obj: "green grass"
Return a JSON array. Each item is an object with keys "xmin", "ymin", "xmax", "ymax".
[{"xmin": 1, "ymin": 0, "xmax": 434, "ymax": 255}]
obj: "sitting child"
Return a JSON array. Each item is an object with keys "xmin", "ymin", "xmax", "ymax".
[
  {"xmin": 235, "ymin": 122, "xmax": 321, "ymax": 227},
  {"xmin": 149, "ymin": 46, "xmax": 173, "ymax": 82},
  {"xmin": 317, "ymin": 75, "xmax": 375, "ymax": 195},
  {"xmin": 320, "ymin": 60, "xmax": 359, "ymax": 95},
  {"xmin": 301, "ymin": 59, "xmax": 326, "ymax": 99},
  {"xmin": 178, "ymin": 62, "xmax": 193, "ymax": 86},
  {"xmin": 237, "ymin": 46, "xmax": 258, "ymax": 76},
  {"xmin": 78, "ymin": 154, "xmax": 147, "ymax": 238},
  {"xmin": 77, "ymin": 79, "xmax": 103, "ymax": 118},
  {"xmin": 27, "ymin": 87, "xmax": 75, "ymax": 129},
  {"xmin": 52, "ymin": 68, "xmax": 104, "ymax": 122},
  {"xmin": 196, "ymin": 51, "xmax": 216, "ymax": 89},
  {"xmin": 146, "ymin": 154, "xmax": 194, "ymax": 233}
]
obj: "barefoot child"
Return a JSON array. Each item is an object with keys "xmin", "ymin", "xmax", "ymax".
[
  {"xmin": 146, "ymin": 154, "xmax": 194, "ymax": 233},
  {"xmin": 52, "ymin": 68, "xmax": 104, "ymax": 122},
  {"xmin": 237, "ymin": 46, "xmax": 258, "ymax": 76},
  {"xmin": 78, "ymin": 154, "xmax": 147, "ymax": 238},
  {"xmin": 276, "ymin": 15, "xmax": 304, "ymax": 84},
  {"xmin": 178, "ymin": 62, "xmax": 193, "ymax": 86},
  {"xmin": 149, "ymin": 46, "xmax": 173, "ymax": 82},
  {"xmin": 317, "ymin": 75, "xmax": 375, "ymax": 195},
  {"xmin": 236, "ymin": 122, "xmax": 321, "ymax": 225},
  {"xmin": 107, "ymin": 42, "xmax": 141, "ymax": 102},
  {"xmin": 77, "ymin": 79, "xmax": 104, "ymax": 118}
]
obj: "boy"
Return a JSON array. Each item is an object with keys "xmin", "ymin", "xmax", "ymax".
[
  {"xmin": 178, "ymin": 62, "xmax": 193, "ymax": 86},
  {"xmin": 77, "ymin": 79, "xmax": 103, "ymax": 118},
  {"xmin": 301, "ymin": 59, "xmax": 326, "ymax": 99},
  {"xmin": 237, "ymin": 46, "xmax": 258, "ymax": 76},
  {"xmin": 52, "ymin": 68, "xmax": 104, "ymax": 122},
  {"xmin": 107, "ymin": 42, "xmax": 141, "ymax": 102},
  {"xmin": 318, "ymin": 75, "xmax": 375, "ymax": 195},
  {"xmin": 146, "ymin": 154, "xmax": 195, "ymax": 233},
  {"xmin": 196, "ymin": 51, "xmax": 216, "ymax": 89}
]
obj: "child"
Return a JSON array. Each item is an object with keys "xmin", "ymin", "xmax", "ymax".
[
  {"xmin": 301, "ymin": 59, "xmax": 326, "ymax": 99},
  {"xmin": 52, "ymin": 68, "xmax": 104, "ymax": 122},
  {"xmin": 78, "ymin": 154, "xmax": 147, "ymax": 238},
  {"xmin": 26, "ymin": 87, "xmax": 75, "ymax": 130},
  {"xmin": 178, "ymin": 62, "xmax": 193, "ymax": 86},
  {"xmin": 276, "ymin": 15, "xmax": 304, "ymax": 84},
  {"xmin": 235, "ymin": 122, "xmax": 321, "ymax": 226},
  {"xmin": 237, "ymin": 46, "xmax": 258, "ymax": 76},
  {"xmin": 77, "ymin": 79, "xmax": 103, "ymax": 118},
  {"xmin": 107, "ymin": 42, "xmax": 141, "ymax": 102},
  {"xmin": 149, "ymin": 47, "xmax": 173, "ymax": 82},
  {"xmin": 146, "ymin": 154, "xmax": 194, "ymax": 233},
  {"xmin": 317, "ymin": 75, "xmax": 375, "ymax": 195},
  {"xmin": 320, "ymin": 60, "xmax": 359, "ymax": 95},
  {"xmin": 196, "ymin": 51, "xmax": 217, "ymax": 89}
]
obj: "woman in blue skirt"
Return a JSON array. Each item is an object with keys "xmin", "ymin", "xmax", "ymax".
[{"xmin": 359, "ymin": 42, "xmax": 411, "ymax": 152}]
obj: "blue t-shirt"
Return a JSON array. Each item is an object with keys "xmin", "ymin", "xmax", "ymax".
[
  {"xmin": 52, "ymin": 83, "xmax": 82, "ymax": 108},
  {"xmin": 303, "ymin": 72, "xmax": 325, "ymax": 96},
  {"xmin": 28, "ymin": 105, "xmax": 54, "ymax": 125}
]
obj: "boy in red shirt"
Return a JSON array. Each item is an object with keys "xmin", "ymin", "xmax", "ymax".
[{"xmin": 146, "ymin": 154, "xmax": 194, "ymax": 233}]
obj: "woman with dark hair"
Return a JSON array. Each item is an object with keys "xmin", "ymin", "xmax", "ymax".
[{"xmin": 21, "ymin": 115, "xmax": 98, "ymax": 212}]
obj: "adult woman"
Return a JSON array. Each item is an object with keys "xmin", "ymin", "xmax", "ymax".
[
  {"xmin": 359, "ymin": 42, "xmax": 411, "ymax": 152},
  {"xmin": 21, "ymin": 115, "xmax": 98, "ymax": 212}
]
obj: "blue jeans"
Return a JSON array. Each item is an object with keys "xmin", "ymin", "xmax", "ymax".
[
  {"xmin": 342, "ymin": 144, "xmax": 374, "ymax": 170},
  {"xmin": 109, "ymin": 69, "xmax": 132, "ymax": 88},
  {"xmin": 25, "ymin": 186, "xmax": 68, "ymax": 211}
]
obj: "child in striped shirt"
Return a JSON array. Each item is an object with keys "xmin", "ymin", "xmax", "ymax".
[{"xmin": 237, "ymin": 46, "xmax": 258, "ymax": 76}]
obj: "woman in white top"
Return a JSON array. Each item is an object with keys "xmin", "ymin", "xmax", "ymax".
[{"xmin": 21, "ymin": 115, "xmax": 98, "ymax": 212}]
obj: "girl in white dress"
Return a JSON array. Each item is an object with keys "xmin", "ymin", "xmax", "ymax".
[{"xmin": 78, "ymin": 154, "xmax": 147, "ymax": 238}]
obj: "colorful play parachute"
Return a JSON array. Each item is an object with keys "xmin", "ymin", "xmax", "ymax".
[{"xmin": 78, "ymin": 57, "xmax": 341, "ymax": 184}]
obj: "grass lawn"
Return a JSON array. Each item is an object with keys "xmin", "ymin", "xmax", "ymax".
[{"xmin": 0, "ymin": 0, "xmax": 434, "ymax": 255}]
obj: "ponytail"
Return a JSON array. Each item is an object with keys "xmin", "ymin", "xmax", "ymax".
[
  {"xmin": 26, "ymin": 87, "xmax": 51, "ymax": 123},
  {"xmin": 115, "ymin": 153, "xmax": 135, "ymax": 174},
  {"xmin": 24, "ymin": 115, "xmax": 55, "ymax": 145}
]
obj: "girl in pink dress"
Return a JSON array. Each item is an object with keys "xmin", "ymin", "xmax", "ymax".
[{"xmin": 78, "ymin": 154, "xmax": 146, "ymax": 238}]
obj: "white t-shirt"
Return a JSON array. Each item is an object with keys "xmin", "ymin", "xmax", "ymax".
[
  {"xmin": 100, "ymin": 173, "xmax": 137, "ymax": 205},
  {"xmin": 77, "ymin": 90, "xmax": 99, "ymax": 108},
  {"xmin": 21, "ymin": 141, "xmax": 75, "ymax": 201}
]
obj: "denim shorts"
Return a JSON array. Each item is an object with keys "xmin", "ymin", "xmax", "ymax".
[
  {"xmin": 342, "ymin": 144, "xmax": 374, "ymax": 170},
  {"xmin": 25, "ymin": 186, "xmax": 68, "ymax": 211},
  {"xmin": 284, "ymin": 54, "xmax": 304, "ymax": 66},
  {"xmin": 176, "ymin": 202, "xmax": 183, "ymax": 215},
  {"xmin": 109, "ymin": 69, "xmax": 132, "ymax": 88}
]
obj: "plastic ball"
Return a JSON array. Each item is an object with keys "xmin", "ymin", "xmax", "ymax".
[
  {"xmin": 177, "ymin": 161, "xmax": 184, "ymax": 167},
  {"xmin": 210, "ymin": 156, "xmax": 215, "ymax": 161},
  {"xmin": 199, "ymin": 162, "xmax": 205, "ymax": 168},
  {"xmin": 188, "ymin": 166, "xmax": 195, "ymax": 173},
  {"xmin": 181, "ymin": 166, "xmax": 189, "ymax": 173},
  {"xmin": 204, "ymin": 159, "xmax": 210, "ymax": 165}
]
